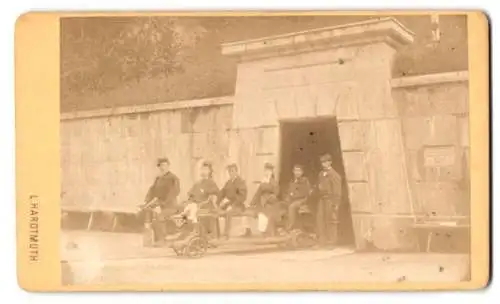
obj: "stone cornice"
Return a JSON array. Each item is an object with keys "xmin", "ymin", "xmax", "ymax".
[
  {"xmin": 391, "ymin": 71, "xmax": 469, "ymax": 89},
  {"xmin": 221, "ymin": 17, "xmax": 415, "ymax": 61},
  {"xmin": 60, "ymin": 96, "xmax": 234, "ymax": 121}
]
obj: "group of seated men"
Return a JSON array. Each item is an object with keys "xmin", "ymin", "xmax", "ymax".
[{"xmin": 141, "ymin": 153, "xmax": 343, "ymax": 246}]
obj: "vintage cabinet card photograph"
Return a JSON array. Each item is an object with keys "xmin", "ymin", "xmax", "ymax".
[{"xmin": 15, "ymin": 11, "xmax": 489, "ymax": 291}]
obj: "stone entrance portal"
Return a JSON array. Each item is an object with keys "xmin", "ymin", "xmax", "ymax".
[
  {"xmin": 279, "ymin": 117, "xmax": 355, "ymax": 245},
  {"xmin": 222, "ymin": 18, "xmax": 416, "ymax": 250},
  {"xmin": 279, "ymin": 117, "xmax": 342, "ymax": 185}
]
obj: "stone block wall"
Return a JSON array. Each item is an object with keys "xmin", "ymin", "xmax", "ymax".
[
  {"xmin": 393, "ymin": 78, "xmax": 470, "ymax": 218},
  {"xmin": 60, "ymin": 19, "xmax": 470, "ymax": 252},
  {"xmin": 61, "ymin": 100, "xmax": 233, "ymax": 213}
]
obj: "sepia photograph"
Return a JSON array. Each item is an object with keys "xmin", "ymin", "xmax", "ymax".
[{"xmin": 57, "ymin": 13, "xmax": 472, "ymax": 287}]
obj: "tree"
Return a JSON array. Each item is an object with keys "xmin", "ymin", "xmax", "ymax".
[
  {"xmin": 61, "ymin": 17, "xmax": 208, "ymax": 99},
  {"xmin": 61, "ymin": 15, "xmax": 468, "ymax": 112}
]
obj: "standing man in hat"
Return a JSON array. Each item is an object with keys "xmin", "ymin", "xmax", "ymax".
[
  {"xmin": 217, "ymin": 163, "xmax": 249, "ymax": 238},
  {"xmin": 143, "ymin": 157, "xmax": 181, "ymax": 243},
  {"xmin": 285, "ymin": 164, "xmax": 311, "ymax": 231},
  {"xmin": 316, "ymin": 153, "xmax": 343, "ymax": 246}
]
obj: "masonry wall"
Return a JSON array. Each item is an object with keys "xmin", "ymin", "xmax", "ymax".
[
  {"xmin": 60, "ymin": 75, "xmax": 470, "ymax": 249},
  {"xmin": 61, "ymin": 104, "xmax": 233, "ymax": 213},
  {"xmin": 230, "ymin": 41, "xmax": 421, "ymax": 250},
  {"xmin": 393, "ymin": 80, "xmax": 470, "ymax": 218}
]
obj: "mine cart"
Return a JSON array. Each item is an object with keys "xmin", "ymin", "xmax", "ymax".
[{"xmin": 142, "ymin": 201, "xmax": 318, "ymax": 259}]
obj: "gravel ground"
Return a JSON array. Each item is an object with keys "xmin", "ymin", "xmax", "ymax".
[{"xmin": 61, "ymin": 231, "xmax": 470, "ymax": 286}]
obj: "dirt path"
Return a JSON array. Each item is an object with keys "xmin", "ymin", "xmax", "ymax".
[{"xmin": 61, "ymin": 231, "xmax": 469, "ymax": 286}]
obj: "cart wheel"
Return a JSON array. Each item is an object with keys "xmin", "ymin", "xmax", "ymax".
[
  {"xmin": 183, "ymin": 236, "xmax": 208, "ymax": 258},
  {"xmin": 292, "ymin": 231, "xmax": 315, "ymax": 248},
  {"xmin": 172, "ymin": 246, "xmax": 183, "ymax": 256}
]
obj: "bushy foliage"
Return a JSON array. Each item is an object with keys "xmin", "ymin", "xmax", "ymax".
[{"xmin": 61, "ymin": 15, "xmax": 467, "ymax": 112}]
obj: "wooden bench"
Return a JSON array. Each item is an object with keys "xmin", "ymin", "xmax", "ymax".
[
  {"xmin": 412, "ymin": 216, "xmax": 470, "ymax": 252},
  {"xmin": 61, "ymin": 205, "xmax": 139, "ymax": 232}
]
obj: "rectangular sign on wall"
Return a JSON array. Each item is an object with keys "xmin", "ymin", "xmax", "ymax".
[{"xmin": 423, "ymin": 146, "xmax": 456, "ymax": 167}]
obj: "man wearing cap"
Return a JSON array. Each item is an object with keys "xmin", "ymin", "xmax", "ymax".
[
  {"xmin": 217, "ymin": 163, "xmax": 249, "ymax": 238},
  {"xmin": 285, "ymin": 164, "xmax": 311, "ymax": 231},
  {"xmin": 317, "ymin": 153, "xmax": 343, "ymax": 246},
  {"xmin": 187, "ymin": 161, "xmax": 219, "ymax": 207},
  {"xmin": 143, "ymin": 157, "xmax": 181, "ymax": 243},
  {"xmin": 250, "ymin": 162, "xmax": 280, "ymax": 236},
  {"xmin": 185, "ymin": 160, "xmax": 220, "ymax": 237}
]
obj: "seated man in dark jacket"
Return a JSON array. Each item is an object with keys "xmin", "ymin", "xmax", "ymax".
[
  {"xmin": 249, "ymin": 162, "xmax": 280, "ymax": 236},
  {"xmin": 285, "ymin": 164, "xmax": 311, "ymax": 231},
  {"xmin": 184, "ymin": 160, "xmax": 220, "ymax": 237},
  {"xmin": 217, "ymin": 163, "xmax": 248, "ymax": 238},
  {"xmin": 142, "ymin": 157, "xmax": 181, "ymax": 243}
]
